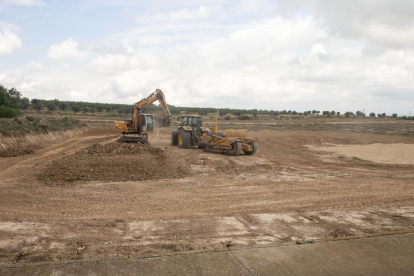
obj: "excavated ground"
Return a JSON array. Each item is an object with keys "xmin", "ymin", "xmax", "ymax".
[
  {"xmin": 0, "ymin": 125, "xmax": 413, "ymax": 264},
  {"xmin": 37, "ymin": 142, "xmax": 192, "ymax": 184}
]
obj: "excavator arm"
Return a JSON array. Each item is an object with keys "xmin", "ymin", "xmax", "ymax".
[{"xmin": 132, "ymin": 89, "xmax": 171, "ymax": 130}]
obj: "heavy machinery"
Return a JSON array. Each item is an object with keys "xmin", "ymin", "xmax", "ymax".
[
  {"xmin": 171, "ymin": 114, "xmax": 210, "ymax": 148},
  {"xmin": 113, "ymin": 89, "xmax": 171, "ymax": 143},
  {"xmin": 201, "ymin": 129, "xmax": 258, "ymax": 156},
  {"xmin": 171, "ymin": 115, "xmax": 258, "ymax": 156}
]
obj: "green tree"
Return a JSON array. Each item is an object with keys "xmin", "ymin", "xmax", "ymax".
[
  {"xmin": 21, "ymin": 97, "xmax": 30, "ymax": 109},
  {"xmin": 31, "ymin": 99, "xmax": 41, "ymax": 106},
  {"xmin": 356, "ymin": 111, "xmax": 365, "ymax": 117},
  {"xmin": 59, "ymin": 102, "xmax": 67, "ymax": 110},
  {"xmin": 71, "ymin": 105, "xmax": 80, "ymax": 113},
  {"xmin": 0, "ymin": 85, "xmax": 7, "ymax": 106},
  {"xmin": 0, "ymin": 106, "xmax": 22, "ymax": 118},
  {"xmin": 47, "ymin": 103, "xmax": 57, "ymax": 111},
  {"xmin": 34, "ymin": 102, "xmax": 44, "ymax": 111},
  {"xmin": 252, "ymin": 109, "xmax": 258, "ymax": 117},
  {"xmin": 5, "ymin": 87, "xmax": 22, "ymax": 109}
]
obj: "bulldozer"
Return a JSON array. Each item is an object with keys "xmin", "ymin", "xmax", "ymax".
[
  {"xmin": 113, "ymin": 89, "xmax": 171, "ymax": 143},
  {"xmin": 171, "ymin": 115, "xmax": 258, "ymax": 156}
]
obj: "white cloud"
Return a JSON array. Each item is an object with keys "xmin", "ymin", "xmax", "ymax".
[
  {"xmin": 27, "ymin": 61, "xmax": 44, "ymax": 71},
  {"xmin": 141, "ymin": 6, "xmax": 212, "ymax": 22},
  {"xmin": 47, "ymin": 38, "xmax": 88, "ymax": 60},
  {"xmin": 0, "ymin": 22, "xmax": 22, "ymax": 33},
  {"xmin": 236, "ymin": 0, "xmax": 266, "ymax": 13},
  {"xmin": 1, "ymin": 0, "xmax": 45, "ymax": 6},
  {"xmin": 0, "ymin": 28, "xmax": 22, "ymax": 55},
  {"xmin": 309, "ymin": 0, "xmax": 414, "ymax": 50},
  {"xmin": 88, "ymin": 54, "xmax": 134, "ymax": 75},
  {"xmin": 311, "ymin": 44, "xmax": 326, "ymax": 55},
  {"xmin": 4, "ymin": 1, "xmax": 414, "ymax": 115}
]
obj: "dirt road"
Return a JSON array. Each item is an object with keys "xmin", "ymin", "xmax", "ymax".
[{"xmin": 0, "ymin": 127, "xmax": 413, "ymax": 263}]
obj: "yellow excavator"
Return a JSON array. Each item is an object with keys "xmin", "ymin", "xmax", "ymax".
[{"xmin": 113, "ymin": 89, "xmax": 171, "ymax": 143}]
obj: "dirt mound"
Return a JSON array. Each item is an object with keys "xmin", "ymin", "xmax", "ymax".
[{"xmin": 37, "ymin": 142, "xmax": 192, "ymax": 184}]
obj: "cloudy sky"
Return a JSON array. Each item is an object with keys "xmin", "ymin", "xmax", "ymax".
[{"xmin": 0, "ymin": 0, "xmax": 413, "ymax": 115}]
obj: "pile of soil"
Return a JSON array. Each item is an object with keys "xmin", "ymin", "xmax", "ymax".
[{"xmin": 37, "ymin": 142, "xmax": 192, "ymax": 184}]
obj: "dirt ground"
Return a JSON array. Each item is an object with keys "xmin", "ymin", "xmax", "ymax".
[{"xmin": 0, "ymin": 122, "xmax": 413, "ymax": 264}]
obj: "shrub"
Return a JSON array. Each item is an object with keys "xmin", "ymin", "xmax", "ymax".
[
  {"xmin": 239, "ymin": 115, "xmax": 251, "ymax": 120},
  {"xmin": 0, "ymin": 106, "xmax": 22, "ymax": 118}
]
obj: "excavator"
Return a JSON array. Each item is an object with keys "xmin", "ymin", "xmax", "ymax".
[{"xmin": 113, "ymin": 89, "xmax": 171, "ymax": 143}]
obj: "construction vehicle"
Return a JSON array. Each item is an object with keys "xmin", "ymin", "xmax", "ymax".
[
  {"xmin": 171, "ymin": 114, "xmax": 210, "ymax": 148},
  {"xmin": 114, "ymin": 89, "xmax": 171, "ymax": 143},
  {"xmin": 171, "ymin": 115, "xmax": 258, "ymax": 156}
]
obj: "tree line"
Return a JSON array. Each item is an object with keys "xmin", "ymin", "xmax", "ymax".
[
  {"xmin": 0, "ymin": 85, "xmax": 30, "ymax": 118},
  {"xmin": 0, "ymin": 84, "xmax": 405, "ymax": 119}
]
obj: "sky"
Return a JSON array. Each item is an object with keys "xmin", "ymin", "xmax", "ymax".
[{"xmin": 0, "ymin": 0, "xmax": 414, "ymax": 115}]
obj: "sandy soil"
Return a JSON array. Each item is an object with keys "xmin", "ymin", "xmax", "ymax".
[
  {"xmin": 308, "ymin": 143, "xmax": 414, "ymax": 165},
  {"xmin": 0, "ymin": 126, "xmax": 413, "ymax": 264}
]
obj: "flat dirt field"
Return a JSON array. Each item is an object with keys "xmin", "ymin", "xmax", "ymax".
[{"xmin": 0, "ymin": 117, "xmax": 414, "ymax": 264}]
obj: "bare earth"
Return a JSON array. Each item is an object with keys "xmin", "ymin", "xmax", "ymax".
[
  {"xmin": 307, "ymin": 143, "xmax": 414, "ymax": 165},
  {"xmin": 0, "ymin": 125, "xmax": 413, "ymax": 264}
]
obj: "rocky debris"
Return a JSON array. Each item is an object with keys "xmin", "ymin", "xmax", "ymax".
[{"xmin": 37, "ymin": 142, "xmax": 192, "ymax": 184}]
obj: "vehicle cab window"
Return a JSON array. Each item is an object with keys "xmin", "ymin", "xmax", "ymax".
[{"xmin": 140, "ymin": 114, "xmax": 146, "ymax": 126}]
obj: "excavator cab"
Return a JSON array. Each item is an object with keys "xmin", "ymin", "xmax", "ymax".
[
  {"xmin": 139, "ymin": 114, "xmax": 153, "ymax": 132},
  {"xmin": 114, "ymin": 113, "xmax": 153, "ymax": 143}
]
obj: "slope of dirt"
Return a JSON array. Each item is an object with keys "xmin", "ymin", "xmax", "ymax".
[{"xmin": 36, "ymin": 142, "xmax": 193, "ymax": 184}]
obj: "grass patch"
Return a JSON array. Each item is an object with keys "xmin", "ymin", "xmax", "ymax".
[
  {"xmin": 352, "ymin": 157, "xmax": 373, "ymax": 162},
  {"xmin": 0, "ymin": 116, "xmax": 86, "ymax": 137},
  {"xmin": 296, "ymin": 240, "xmax": 314, "ymax": 245}
]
